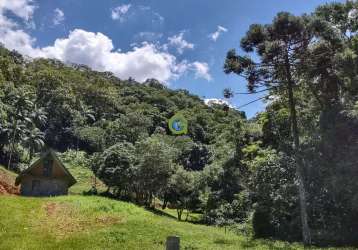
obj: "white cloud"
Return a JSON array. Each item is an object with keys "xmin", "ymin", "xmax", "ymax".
[
  {"xmin": 0, "ymin": 27, "xmax": 201, "ymax": 83},
  {"xmin": 0, "ymin": 0, "xmax": 40, "ymax": 57},
  {"xmin": 138, "ymin": 5, "xmax": 151, "ymax": 11},
  {"xmin": 134, "ymin": 32, "xmax": 163, "ymax": 42},
  {"xmin": 0, "ymin": 29, "xmax": 43, "ymax": 58},
  {"xmin": 53, "ymin": 8, "xmax": 65, "ymax": 25},
  {"xmin": 190, "ymin": 62, "xmax": 212, "ymax": 81},
  {"xmin": 0, "ymin": 1, "xmax": 211, "ymax": 83},
  {"xmin": 39, "ymin": 29, "xmax": 186, "ymax": 83},
  {"xmin": 0, "ymin": 0, "xmax": 36, "ymax": 28},
  {"xmin": 152, "ymin": 12, "xmax": 164, "ymax": 24},
  {"xmin": 138, "ymin": 5, "xmax": 164, "ymax": 24},
  {"xmin": 0, "ymin": 0, "xmax": 36, "ymax": 22},
  {"xmin": 111, "ymin": 4, "xmax": 131, "ymax": 22},
  {"xmin": 209, "ymin": 25, "xmax": 228, "ymax": 41},
  {"xmin": 106, "ymin": 43, "xmax": 180, "ymax": 82},
  {"xmin": 167, "ymin": 32, "xmax": 194, "ymax": 54},
  {"xmin": 0, "ymin": 13, "xmax": 15, "ymax": 29}
]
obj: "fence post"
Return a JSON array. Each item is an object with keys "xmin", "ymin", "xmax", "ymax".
[{"xmin": 166, "ymin": 236, "xmax": 180, "ymax": 250}]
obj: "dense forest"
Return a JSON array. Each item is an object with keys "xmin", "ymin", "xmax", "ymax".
[{"xmin": 0, "ymin": 0, "xmax": 358, "ymax": 247}]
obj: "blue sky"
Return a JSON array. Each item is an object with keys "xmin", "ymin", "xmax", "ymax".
[{"xmin": 0, "ymin": 0, "xmax": 344, "ymax": 117}]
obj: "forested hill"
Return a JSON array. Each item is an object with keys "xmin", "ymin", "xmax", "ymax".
[
  {"xmin": 0, "ymin": 44, "xmax": 245, "ymax": 154},
  {"xmin": 0, "ymin": 43, "xmax": 253, "ymax": 226}
]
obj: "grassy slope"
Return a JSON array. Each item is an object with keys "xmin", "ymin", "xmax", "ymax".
[
  {"xmin": 0, "ymin": 165, "xmax": 17, "ymax": 177},
  {"xmin": 65, "ymin": 163, "xmax": 106, "ymax": 195},
  {"xmin": 0, "ymin": 196, "xmax": 301, "ymax": 250},
  {"xmin": 0, "ymin": 165, "xmax": 19, "ymax": 194},
  {"xmin": 0, "ymin": 166, "xmax": 356, "ymax": 250},
  {"xmin": 0, "ymin": 195, "xmax": 356, "ymax": 250},
  {"xmin": 0, "ymin": 165, "xmax": 17, "ymax": 179}
]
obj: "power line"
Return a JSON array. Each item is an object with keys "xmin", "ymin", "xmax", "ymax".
[
  {"xmin": 236, "ymin": 95, "xmax": 270, "ymax": 109},
  {"xmin": 234, "ymin": 87, "xmax": 276, "ymax": 95}
]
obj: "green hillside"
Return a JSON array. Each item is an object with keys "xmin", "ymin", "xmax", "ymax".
[
  {"xmin": 0, "ymin": 195, "xmax": 347, "ymax": 250},
  {"xmin": 57, "ymin": 151, "xmax": 107, "ymax": 195},
  {"xmin": 0, "ymin": 166, "xmax": 354, "ymax": 250}
]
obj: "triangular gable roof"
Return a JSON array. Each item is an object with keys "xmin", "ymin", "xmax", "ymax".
[{"xmin": 15, "ymin": 149, "xmax": 77, "ymax": 187}]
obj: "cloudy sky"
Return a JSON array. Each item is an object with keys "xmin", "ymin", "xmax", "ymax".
[{"xmin": 0, "ymin": 0, "xmax": 343, "ymax": 117}]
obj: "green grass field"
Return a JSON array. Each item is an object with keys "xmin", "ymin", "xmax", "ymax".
[
  {"xmin": 1, "ymin": 165, "xmax": 357, "ymax": 250},
  {"xmin": 0, "ymin": 195, "xmax": 297, "ymax": 250},
  {"xmin": 65, "ymin": 163, "xmax": 106, "ymax": 195},
  {"xmin": 1, "ymin": 195, "xmax": 357, "ymax": 250}
]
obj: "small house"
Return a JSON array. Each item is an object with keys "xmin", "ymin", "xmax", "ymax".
[{"xmin": 15, "ymin": 150, "xmax": 76, "ymax": 196}]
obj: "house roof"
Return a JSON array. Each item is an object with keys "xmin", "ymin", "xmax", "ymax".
[{"xmin": 15, "ymin": 149, "xmax": 77, "ymax": 187}]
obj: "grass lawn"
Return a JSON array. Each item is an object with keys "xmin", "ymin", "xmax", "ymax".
[
  {"xmin": 1, "ymin": 164, "xmax": 357, "ymax": 249},
  {"xmin": 156, "ymin": 206, "xmax": 203, "ymax": 223},
  {"xmin": 0, "ymin": 195, "xmax": 357, "ymax": 250},
  {"xmin": 65, "ymin": 163, "xmax": 106, "ymax": 195}
]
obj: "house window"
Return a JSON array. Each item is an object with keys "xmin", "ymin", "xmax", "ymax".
[
  {"xmin": 43, "ymin": 157, "xmax": 53, "ymax": 177},
  {"xmin": 32, "ymin": 180, "xmax": 40, "ymax": 191}
]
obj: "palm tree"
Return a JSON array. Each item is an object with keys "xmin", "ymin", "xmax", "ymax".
[
  {"xmin": 0, "ymin": 122, "xmax": 9, "ymax": 153},
  {"xmin": 7, "ymin": 91, "xmax": 34, "ymax": 169},
  {"xmin": 7, "ymin": 121, "xmax": 27, "ymax": 169},
  {"xmin": 73, "ymin": 102, "xmax": 96, "ymax": 153},
  {"xmin": 22, "ymin": 127, "xmax": 45, "ymax": 163},
  {"xmin": 30, "ymin": 106, "xmax": 47, "ymax": 128}
]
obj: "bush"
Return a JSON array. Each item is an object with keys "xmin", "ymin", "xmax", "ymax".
[
  {"xmin": 252, "ymin": 206, "xmax": 273, "ymax": 238},
  {"xmin": 249, "ymin": 149, "xmax": 300, "ymax": 241},
  {"xmin": 59, "ymin": 150, "xmax": 90, "ymax": 168}
]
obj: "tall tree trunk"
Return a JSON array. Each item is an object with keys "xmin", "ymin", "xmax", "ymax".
[
  {"xmin": 76, "ymin": 137, "xmax": 79, "ymax": 155},
  {"xmin": 185, "ymin": 209, "xmax": 190, "ymax": 221},
  {"xmin": 7, "ymin": 119, "xmax": 18, "ymax": 170},
  {"xmin": 177, "ymin": 208, "xmax": 183, "ymax": 221},
  {"xmin": 28, "ymin": 148, "xmax": 33, "ymax": 165},
  {"xmin": 285, "ymin": 55, "xmax": 312, "ymax": 245},
  {"xmin": 7, "ymin": 145, "xmax": 13, "ymax": 170},
  {"xmin": 162, "ymin": 199, "xmax": 168, "ymax": 209}
]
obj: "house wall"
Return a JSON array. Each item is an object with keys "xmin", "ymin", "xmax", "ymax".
[{"xmin": 20, "ymin": 175, "xmax": 69, "ymax": 196}]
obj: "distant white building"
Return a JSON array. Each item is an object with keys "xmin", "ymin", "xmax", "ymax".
[{"xmin": 204, "ymin": 98, "xmax": 233, "ymax": 108}]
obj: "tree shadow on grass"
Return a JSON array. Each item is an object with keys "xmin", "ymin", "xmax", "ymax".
[
  {"xmin": 213, "ymin": 238, "xmax": 237, "ymax": 245},
  {"xmin": 145, "ymin": 207, "xmax": 178, "ymax": 220},
  {"xmin": 238, "ymin": 238, "xmax": 301, "ymax": 250},
  {"xmin": 146, "ymin": 207, "xmax": 206, "ymax": 225}
]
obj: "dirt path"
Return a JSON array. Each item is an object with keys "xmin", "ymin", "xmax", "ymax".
[{"xmin": 0, "ymin": 170, "xmax": 19, "ymax": 195}]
